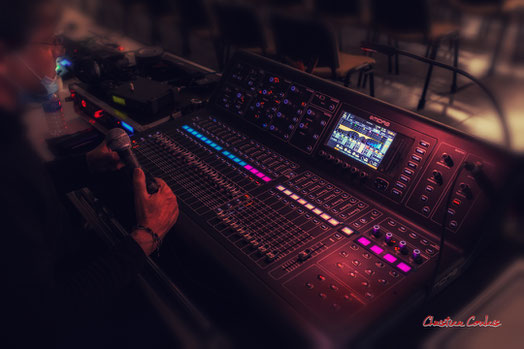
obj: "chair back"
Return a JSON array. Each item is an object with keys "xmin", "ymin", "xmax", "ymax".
[{"xmin": 270, "ymin": 13, "xmax": 339, "ymax": 72}]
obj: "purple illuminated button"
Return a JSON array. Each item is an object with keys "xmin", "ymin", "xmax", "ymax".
[
  {"xmin": 370, "ymin": 245, "xmax": 384, "ymax": 255},
  {"xmin": 357, "ymin": 237, "xmax": 371, "ymax": 246},
  {"xmin": 383, "ymin": 254, "xmax": 397, "ymax": 264},
  {"xmin": 397, "ymin": 262, "xmax": 412, "ymax": 273}
]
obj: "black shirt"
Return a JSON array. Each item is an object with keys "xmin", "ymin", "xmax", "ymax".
[{"xmin": 0, "ymin": 108, "xmax": 146, "ymax": 348}]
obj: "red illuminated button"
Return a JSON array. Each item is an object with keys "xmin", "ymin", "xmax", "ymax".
[
  {"xmin": 452, "ymin": 198, "xmax": 461, "ymax": 206},
  {"xmin": 317, "ymin": 274, "xmax": 326, "ymax": 281}
]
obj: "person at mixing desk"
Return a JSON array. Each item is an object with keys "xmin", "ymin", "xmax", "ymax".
[{"xmin": 0, "ymin": 1, "xmax": 179, "ymax": 347}]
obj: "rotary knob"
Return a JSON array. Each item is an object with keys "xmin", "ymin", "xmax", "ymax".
[
  {"xmin": 399, "ymin": 240, "xmax": 408, "ymax": 254},
  {"xmin": 412, "ymin": 249, "xmax": 422, "ymax": 263},
  {"xmin": 385, "ymin": 232, "xmax": 394, "ymax": 246},
  {"xmin": 372, "ymin": 225, "xmax": 381, "ymax": 238},
  {"xmin": 432, "ymin": 170, "xmax": 443, "ymax": 185},
  {"xmin": 442, "ymin": 153, "xmax": 454, "ymax": 167}
]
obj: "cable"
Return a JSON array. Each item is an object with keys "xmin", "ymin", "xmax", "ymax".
[
  {"xmin": 360, "ymin": 42, "xmax": 511, "ymax": 149},
  {"xmin": 426, "ymin": 162, "xmax": 468, "ymax": 299}
]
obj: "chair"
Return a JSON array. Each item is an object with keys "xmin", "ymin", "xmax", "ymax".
[
  {"xmin": 269, "ymin": 13, "xmax": 376, "ymax": 96},
  {"xmin": 370, "ymin": 0, "xmax": 460, "ymax": 110},
  {"xmin": 210, "ymin": 2, "xmax": 268, "ymax": 70},
  {"xmin": 449, "ymin": 0, "xmax": 512, "ymax": 76}
]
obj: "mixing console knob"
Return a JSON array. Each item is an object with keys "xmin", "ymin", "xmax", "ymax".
[
  {"xmin": 412, "ymin": 249, "xmax": 422, "ymax": 263},
  {"xmin": 326, "ymin": 154, "xmax": 334, "ymax": 161},
  {"xmin": 385, "ymin": 232, "xmax": 394, "ymax": 246},
  {"xmin": 432, "ymin": 170, "xmax": 443, "ymax": 185},
  {"xmin": 442, "ymin": 153, "xmax": 454, "ymax": 167},
  {"xmin": 334, "ymin": 158, "xmax": 343, "ymax": 165},
  {"xmin": 459, "ymin": 183, "xmax": 472, "ymax": 199},
  {"xmin": 359, "ymin": 172, "xmax": 368, "ymax": 180},
  {"xmin": 350, "ymin": 167, "xmax": 359, "ymax": 176},
  {"xmin": 342, "ymin": 162, "xmax": 352, "ymax": 170},
  {"xmin": 399, "ymin": 241, "xmax": 408, "ymax": 254},
  {"xmin": 372, "ymin": 225, "xmax": 381, "ymax": 237}
]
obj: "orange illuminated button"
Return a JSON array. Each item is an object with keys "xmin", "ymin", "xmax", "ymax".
[{"xmin": 340, "ymin": 226, "xmax": 355, "ymax": 237}]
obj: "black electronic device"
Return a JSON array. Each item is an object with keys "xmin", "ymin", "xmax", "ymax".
[{"xmin": 86, "ymin": 51, "xmax": 516, "ymax": 347}]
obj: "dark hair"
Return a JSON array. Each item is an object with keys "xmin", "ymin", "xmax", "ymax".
[{"xmin": 0, "ymin": 0, "xmax": 46, "ymax": 51}]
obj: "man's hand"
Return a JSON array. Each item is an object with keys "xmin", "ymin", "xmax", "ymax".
[
  {"xmin": 131, "ymin": 168, "xmax": 179, "ymax": 255},
  {"xmin": 86, "ymin": 141, "xmax": 124, "ymax": 173}
]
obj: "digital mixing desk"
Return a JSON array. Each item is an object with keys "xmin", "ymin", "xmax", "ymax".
[{"xmin": 80, "ymin": 51, "xmax": 516, "ymax": 348}]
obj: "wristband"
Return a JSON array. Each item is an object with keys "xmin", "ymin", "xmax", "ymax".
[{"xmin": 134, "ymin": 225, "xmax": 162, "ymax": 254}]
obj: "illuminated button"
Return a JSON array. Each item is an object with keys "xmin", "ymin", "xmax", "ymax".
[
  {"xmin": 357, "ymin": 236, "xmax": 371, "ymax": 246},
  {"xmin": 297, "ymin": 199, "xmax": 307, "ymax": 205},
  {"xmin": 408, "ymin": 161, "xmax": 418, "ymax": 169},
  {"xmin": 395, "ymin": 182, "xmax": 406, "ymax": 190},
  {"xmin": 330, "ymin": 284, "xmax": 338, "ymax": 291},
  {"xmin": 305, "ymin": 282, "xmax": 314, "ymax": 289},
  {"xmin": 419, "ymin": 141, "xmax": 430, "ymax": 148},
  {"xmin": 420, "ymin": 195, "xmax": 428, "ymax": 202},
  {"xmin": 450, "ymin": 220, "xmax": 458, "ymax": 229},
  {"xmin": 352, "ymin": 260, "xmax": 361, "ymax": 267},
  {"xmin": 370, "ymin": 245, "xmax": 384, "ymax": 255},
  {"xmin": 403, "ymin": 168, "xmax": 414, "ymax": 176},
  {"xmin": 320, "ymin": 213, "xmax": 331, "ymax": 220},
  {"xmin": 415, "ymin": 148, "xmax": 426, "ymax": 155},
  {"xmin": 452, "ymin": 198, "xmax": 461, "ymax": 207},
  {"xmin": 392, "ymin": 188, "xmax": 402, "ymax": 197},
  {"xmin": 390, "ymin": 271, "xmax": 399, "ymax": 278},
  {"xmin": 313, "ymin": 208, "xmax": 323, "ymax": 215},
  {"xmin": 305, "ymin": 203, "xmax": 315, "ymax": 210},
  {"xmin": 290, "ymin": 194, "xmax": 299, "ymax": 200},
  {"xmin": 341, "ymin": 226, "xmax": 354, "ymax": 236},
  {"xmin": 425, "ymin": 185, "xmax": 434, "ymax": 193},
  {"xmin": 317, "ymin": 274, "xmax": 326, "ymax": 281},
  {"xmin": 397, "ymin": 262, "xmax": 412, "ymax": 273},
  {"xmin": 399, "ymin": 175, "xmax": 410, "ymax": 183},
  {"xmin": 378, "ymin": 279, "xmax": 387, "ymax": 285},
  {"xmin": 328, "ymin": 218, "xmax": 340, "ymax": 226},
  {"xmin": 364, "ymin": 269, "xmax": 374, "ymax": 276},
  {"xmin": 422, "ymin": 206, "xmax": 431, "ymax": 215},
  {"xmin": 383, "ymin": 253, "xmax": 397, "ymax": 264},
  {"xmin": 319, "ymin": 293, "xmax": 327, "ymax": 299},
  {"xmin": 411, "ymin": 154, "xmax": 422, "ymax": 162}
]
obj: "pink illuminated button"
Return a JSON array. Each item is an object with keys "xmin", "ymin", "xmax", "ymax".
[
  {"xmin": 262, "ymin": 176, "xmax": 272, "ymax": 182},
  {"xmin": 397, "ymin": 262, "xmax": 412, "ymax": 273},
  {"xmin": 250, "ymin": 168, "xmax": 259, "ymax": 174},
  {"xmin": 357, "ymin": 237, "xmax": 371, "ymax": 246},
  {"xmin": 244, "ymin": 165, "xmax": 253, "ymax": 170},
  {"xmin": 383, "ymin": 254, "xmax": 397, "ymax": 264},
  {"xmin": 256, "ymin": 172, "xmax": 264, "ymax": 178},
  {"xmin": 370, "ymin": 245, "xmax": 384, "ymax": 255}
]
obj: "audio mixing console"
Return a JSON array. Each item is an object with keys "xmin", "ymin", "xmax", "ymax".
[{"xmin": 90, "ymin": 51, "xmax": 515, "ymax": 347}]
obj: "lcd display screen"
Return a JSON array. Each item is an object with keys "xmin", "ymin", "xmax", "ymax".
[{"xmin": 326, "ymin": 111, "xmax": 397, "ymax": 169}]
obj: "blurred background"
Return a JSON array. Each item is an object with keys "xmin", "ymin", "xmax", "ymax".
[{"xmin": 59, "ymin": 0, "xmax": 524, "ymax": 152}]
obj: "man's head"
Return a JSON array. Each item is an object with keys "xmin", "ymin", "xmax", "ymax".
[{"xmin": 0, "ymin": 0, "xmax": 62, "ymax": 100}]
